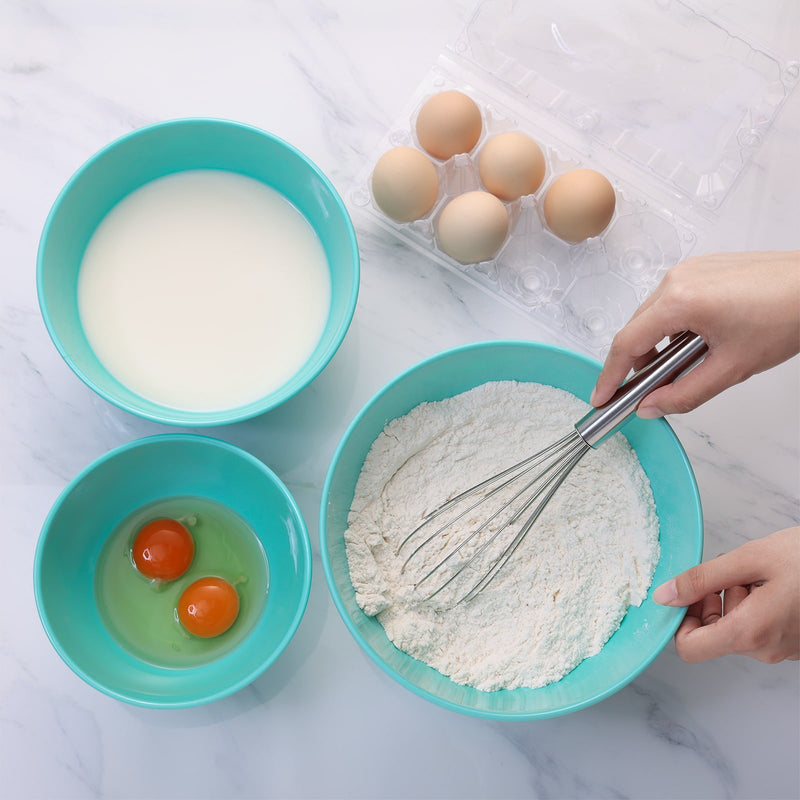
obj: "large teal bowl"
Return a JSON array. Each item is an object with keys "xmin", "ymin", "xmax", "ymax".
[
  {"xmin": 320, "ymin": 340, "xmax": 703, "ymax": 720},
  {"xmin": 34, "ymin": 434, "xmax": 312, "ymax": 708},
  {"xmin": 37, "ymin": 118, "xmax": 359, "ymax": 426}
]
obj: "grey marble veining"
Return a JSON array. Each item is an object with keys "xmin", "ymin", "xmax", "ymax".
[{"xmin": 1, "ymin": 1, "xmax": 798, "ymax": 798}]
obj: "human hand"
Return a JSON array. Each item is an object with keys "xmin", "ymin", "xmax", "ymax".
[
  {"xmin": 653, "ymin": 527, "xmax": 800, "ymax": 663},
  {"xmin": 590, "ymin": 251, "xmax": 800, "ymax": 417}
]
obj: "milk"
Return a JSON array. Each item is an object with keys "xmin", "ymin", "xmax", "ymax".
[{"xmin": 78, "ymin": 169, "xmax": 331, "ymax": 411}]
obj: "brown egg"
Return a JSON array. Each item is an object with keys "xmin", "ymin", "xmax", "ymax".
[
  {"xmin": 478, "ymin": 132, "xmax": 546, "ymax": 201},
  {"xmin": 415, "ymin": 90, "xmax": 483, "ymax": 161},
  {"xmin": 371, "ymin": 146, "xmax": 439, "ymax": 222},
  {"xmin": 543, "ymin": 168, "xmax": 616, "ymax": 243},
  {"xmin": 437, "ymin": 191, "xmax": 509, "ymax": 263}
]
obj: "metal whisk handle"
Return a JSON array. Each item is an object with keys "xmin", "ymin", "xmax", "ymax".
[{"xmin": 575, "ymin": 330, "xmax": 709, "ymax": 448}]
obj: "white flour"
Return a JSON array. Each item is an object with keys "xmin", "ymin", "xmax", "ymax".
[{"xmin": 344, "ymin": 381, "xmax": 659, "ymax": 691}]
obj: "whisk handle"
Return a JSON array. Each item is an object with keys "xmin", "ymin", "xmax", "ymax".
[{"xmin": 576, "ymin": 330, "xmax": 709, "ymax": 447}]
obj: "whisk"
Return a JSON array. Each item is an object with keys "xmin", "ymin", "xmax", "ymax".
[{"xmin": 398, "ymin": 331, "xmax": 708, "ymax": 606}]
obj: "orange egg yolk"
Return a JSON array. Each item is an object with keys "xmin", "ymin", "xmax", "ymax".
[
  {"xmin": 177, "ymin": 576, "xmax": 240, "ymax": 638},
  {"xmin": 132, "ymin": 517, "xmax": 194, "ymax": 581}
]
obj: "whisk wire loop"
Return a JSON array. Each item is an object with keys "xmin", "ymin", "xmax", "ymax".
[
  {"xmin": 401, "ymin": 429, "xmax": 590, "ymax": 605},
  {"xmin": 397, "ymin": 431, "xmax": 577, "ymax": 559},
  {"xmin": 458, "ymin": 439, "xmax": 589, "ymax": 604}
]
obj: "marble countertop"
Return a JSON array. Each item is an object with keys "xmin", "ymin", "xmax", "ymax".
[{"xmin": 2, "ymin": 1, "xmax": 798, "ymax": 798}]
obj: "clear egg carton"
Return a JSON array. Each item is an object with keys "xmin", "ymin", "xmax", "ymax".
[
  {"xmin": 352, "ymin": 86, "xmax": 697, "ymax": 353},
  {"xmin": 351, "ymin": 0, "xmax": 797, "ymax": 357}
]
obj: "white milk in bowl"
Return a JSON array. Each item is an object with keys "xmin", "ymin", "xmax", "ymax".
[{"xmin": 77, "ymin": 169, "xmax": 332, "ymax": 411}]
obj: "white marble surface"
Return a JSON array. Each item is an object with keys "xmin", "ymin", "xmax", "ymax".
[{"xmin": 2, "ymin": 1, "xmax": 799, "ymax": 798}]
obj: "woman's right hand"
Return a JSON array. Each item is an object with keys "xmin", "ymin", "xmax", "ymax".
[{"xmin": 590, "ymin": 251, "xmax": 800, "ymax": 417}]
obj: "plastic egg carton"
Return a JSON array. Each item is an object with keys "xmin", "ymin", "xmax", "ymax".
[
  {"xmin": 351, "ymin": 0, "xmax": 797, "ymax": 357},
  {"xmin": 352, "ymin": 81, "xmax": 696, "ymax": 354}
]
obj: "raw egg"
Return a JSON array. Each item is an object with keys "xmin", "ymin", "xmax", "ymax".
[
  {"xmin": 543, "ymin": 168, "xmax": 616, "ymax": 243},
  {"xmin": 371, "ymin": 146, "xmax": 439, "ymax": 222},
  {"xmin": 177, "ymin": 576, "xmax": 240, "ymax": 638},
  {"xmin": 415, "ymin": 90, "xmax": 482, "ymax": 160},
  {"xmin": 132, "ymin": 517, "xmax": 194, "ymax": 581},
  {"xmin": 479, "ymin": 132, "xmax": 546, "ymax": 201},
  {"xmin": 437, "ymin": 190, "xmax": 509, "ymax": 263}
]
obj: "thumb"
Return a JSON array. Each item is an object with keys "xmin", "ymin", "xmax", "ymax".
[{"xmin": 653, "ymin": 549, "xmax": 764, "ymax": 607}]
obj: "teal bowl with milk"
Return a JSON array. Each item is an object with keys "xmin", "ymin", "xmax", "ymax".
[{"xmin": 37, "ymin": 117, "xmax": 359, "ymax": 426}]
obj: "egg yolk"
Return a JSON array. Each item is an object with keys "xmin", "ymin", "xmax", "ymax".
[
  {"xmin": 132, "ymin": 518, "xmax": 194, "ymax": 581},
  {"xmin": 177, "ymin": 576, "xmax": 240, "ymax": 638}
]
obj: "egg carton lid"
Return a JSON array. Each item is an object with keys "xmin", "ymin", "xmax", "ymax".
[{"xmin": 450, "ymin": 0, "xmax": 797, "ymax": 223}]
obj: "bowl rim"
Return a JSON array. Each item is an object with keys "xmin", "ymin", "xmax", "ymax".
[
  {"xmin": 33, "ymin": 432, "xmax": 313, "ymax": 708},
  {"xmin": 36, "ymin": 116, "xmax": 360, "ymax": 427},
  {"xmin": 319, "ymin": 339, "xmax": 704, "ymax": 720}
]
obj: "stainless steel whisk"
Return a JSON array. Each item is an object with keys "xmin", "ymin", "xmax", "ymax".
[{"xmin": 398, "ymin": 331, "xmax": 708, "ymax": 606}]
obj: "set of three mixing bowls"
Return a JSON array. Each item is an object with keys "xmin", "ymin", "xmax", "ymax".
[{"xmin": 34, "ymin": 117, "xmax": 702, "ymax": 718}]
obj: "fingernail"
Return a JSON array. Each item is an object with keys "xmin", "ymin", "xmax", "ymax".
[
  {"xmin": 653, "ymin": 579, "xmax": 678, "ymax": 605},
  {"xmin": 637, "ymin": 404, "xmax": 664, "ymax": 420},
  {"xmin": 589, "ymin": 387, "xmax": 599, "ymax": 407}
]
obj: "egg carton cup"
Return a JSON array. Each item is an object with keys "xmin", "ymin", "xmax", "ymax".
[{"xmin": 350, "ymin": 0, "xmax": 797, "ymax": 357}]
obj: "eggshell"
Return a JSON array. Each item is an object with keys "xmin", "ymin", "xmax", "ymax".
[
  {"xmin": 543, "ymin": 168, "xmax": 616, "ymax": 243},
  {"xmin": 479, "ymin": 132, "xmax": 546, "ymax": 201},
  {"xmin": 415, "ymin": 90, "xmax": 482, "ymax": 161},
  {"xmin": 437, "ymin": 191, "xmax": 509, "ymax": 263},
  {"xmin": 371, "ymin": 146, "xmax": 439, "ymax": 222}
]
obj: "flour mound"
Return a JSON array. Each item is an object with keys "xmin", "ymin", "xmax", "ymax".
[{"xmin": 344, "ymin": 381, "xmax": 659, "ymax": 691}]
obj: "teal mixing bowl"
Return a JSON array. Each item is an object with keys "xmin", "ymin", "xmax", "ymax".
[
  {"xmin": 320, "ymin": 340, "xmax": 703, "ymax": 719},
  {"xmin": 34, "ymin": 434, "xmax": 312, "ymax": 708},
  {"xmin": 37, "ymin": 117, "xmax": 359, "ymax": 426}
]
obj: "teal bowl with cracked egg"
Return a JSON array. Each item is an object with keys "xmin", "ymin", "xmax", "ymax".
[
  {"xmin": 36, "ymin": 117, "xmax": 359, "ymax": 426},
  {"xmin": 34, "ymin": 434, "xmax": 312, "ymax": 708},
  {"xmin": 320, "ymin": 340, "xmax": 703, "ymax": 719}
]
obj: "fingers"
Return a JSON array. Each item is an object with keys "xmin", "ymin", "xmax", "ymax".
[
  {"xmin": 596, "ymin": 335, "xmax": 740, "ymax": 420},
  {"xmin": 590, "ymin": 298, "xmax": 677, "ymax": 407},
  {"xmin": 591, "ymin": 339, "xmax": 659, "ymax": 408},
  {"xmin": 672, "ymin": 586, "xmax": 744, "ymax": 663},
  {"xmin": 674, "ymin": 601, "xmax": 703, "ymax": 640},
  {"xmin": 653, "ymin": 548, "xmax": 764, "ymax": 609},
  {"xmin": 658, "ymin": 549, "xmax": 771, "ymax": 662},
  {"xmin": 632, "ymin": 347, "xmax": 660, "ymax": 373},
  {"xmin": 635, "ymin": 353, "xmax": 740, "ymax": 418},
  {"xmin": 673, "ymin": 586, "xmax": 748, "ymax": 662},
  {"xmin": 674, "ymin": 608, "xmax": 740, "ymax": 663},
  {"xmin": 722, "ymin": 584, "xmax": 749, "ymax": 614},
  {"xmin": 699, "ymin": 591, "xmax": 722, "ymax": 625},
  {"xmin": 590, "ymin": 288, "xmax": 701, "ymax": 407}
]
